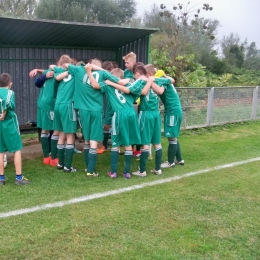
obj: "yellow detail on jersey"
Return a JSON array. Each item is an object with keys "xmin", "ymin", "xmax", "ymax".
[{"xmin": 154, "ymin": 70, "xmax": 165, "ymax": 78}]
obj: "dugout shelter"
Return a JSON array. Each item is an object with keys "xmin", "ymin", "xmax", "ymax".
[{"xmin": 0, "ymin": 16, "xmax": 158, "ymax": 125}]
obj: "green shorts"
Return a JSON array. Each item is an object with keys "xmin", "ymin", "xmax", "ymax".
[
  {"xmin": 164, "ymin": 113, "xmax": 182, "ymax": 138},
  {"xmin": 111, "ymin": 109, "xmax": 141, "ymax": 147},
  {"xmin": 139, "ymin": 110, "xmax": 161, "ymax": 145},
  {"xmin": 37, "ymin": 107, "xmax": 54, "ymax": 131},
  {"xmin": 0, "ymin": 115, "xmax": 23, "ymax": 153},
  {"xmin": 78, "ymin": 110, "xmax": 103, "ymax": 142},
  {"xmin": 54, "ymin": 103, "xmax": 77, "ymax": 133}
]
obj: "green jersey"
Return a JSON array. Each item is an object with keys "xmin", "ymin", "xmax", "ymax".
[
  {"xmin": 38, "ymin": 68, "xmax": 63, "ymax": 111},
  {"xmin": 100, "ymin": 79, "xmax": 144, "ymax": 112},
  {"xmin": 139, "ymin": 78, "xmax": 169, "ymax": 111},
  {"xmin": 68, "ymin": 65, "xmax": 119, "ymax": 111},
  {"xmin": 160, "ymin": 79, "xmax": 182, "ymax": 115},
  {"xmin": 0, "ymin": 88, "xmax": 15, "ymax": 120},
  {"xmin": 54, "ymin": 67, "xmax": 75, "ymax": 104},
  {"xmin": 36, "ymin": 70, "xmax": 48, "ymax": 108},
  {"xmin": 124, "ymin": 69, "xmax": 135, "ymax": 82}
]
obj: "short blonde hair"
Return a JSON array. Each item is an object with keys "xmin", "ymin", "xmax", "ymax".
[
  {"xmin": 144, "ymin": 64, "xmax": 156, "ymax": 75},
  {"xmin": 59, "ymin": 54, "xmax": 72, "ymax": 65},
  {"xmin": 123, "ymin": 52, "xmax": 136, "ymax": 62},
  {"xmin": 91, "ymin": 58, "xmax": 102, "ymax": 67},
  {"xmin": 111, "ymin": 68, "xmax": 124, "ymax": 79}
]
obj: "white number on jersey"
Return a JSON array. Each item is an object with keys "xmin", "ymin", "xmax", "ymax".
[
  {"xmin": 115, "ymin": 89, "xmax": 126, "ymax": 104},
  {"xmin": 83, "ymin": 72, "xmax": 100, "ymax": 85},
  {"xmin": 63, "ymin": 74, "xmax": 72, "ymax": 82}
]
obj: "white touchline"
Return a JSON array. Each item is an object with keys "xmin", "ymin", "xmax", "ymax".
[{"xmin": 1, "ymin": 157, "xmax": 260, "ymax": 219}]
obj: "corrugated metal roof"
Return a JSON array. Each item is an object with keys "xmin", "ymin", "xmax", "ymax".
[{"xmin": 0, "ymin": 16, "xmax": 158, "ymax": 49}]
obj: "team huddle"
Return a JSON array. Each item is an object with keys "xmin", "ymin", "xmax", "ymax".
[{"xmin": 0, "ymin": 52, "xmax": 184, "ymax": 185}]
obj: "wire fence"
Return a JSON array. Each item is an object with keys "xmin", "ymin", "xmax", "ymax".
[{"xmin": 161, "ymin": 86, "xmax": 260, "ymax": 129}]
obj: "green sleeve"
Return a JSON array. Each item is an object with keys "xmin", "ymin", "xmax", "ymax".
[
  {"xmin": 128, "ymin": 79, "xmax": 145, "ymax": 96},
  {"xmin": 104, "ymin": 71, "xmax": 119, "ymax": 83}
]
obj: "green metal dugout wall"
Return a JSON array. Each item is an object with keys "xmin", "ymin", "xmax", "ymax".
[{"xmin": 0, "ymin": 17, "xmax": 157, "ymax": 124}]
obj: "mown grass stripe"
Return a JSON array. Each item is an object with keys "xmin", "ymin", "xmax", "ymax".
[{"xmin": 1, "ymin": 157, "xmax": 260, "ymax": 219}]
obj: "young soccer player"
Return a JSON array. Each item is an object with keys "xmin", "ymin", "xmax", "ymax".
[
  {"xmin": 123, "ymin": 52, "xmax": 136, "ymax": 81},
  {"xmin": 51, "ymin": 55, "xmax": 78, "ymax": 173},
  {"xmin": 86, "ymin": 64, "xmax": 154, "ymax": 179},
  {"xmin": 146, "ymin": 64, "xmax": 184, "ymax": 168},
  {"xmin": 97, "ymin": 61, "xmax": 115, "ymax": 154},
  {"xmin": 63, "ymin": 59, "xmax": 122, "ymax": 177},
  {"xmin": 0, "ymin": 73, "xmax": 30, "ymax": 185},
  {"xmin": 131, "ymin": 62, "xmax": 145, "ymax": 158},
  {"xmin": 131, "ymin": 66, "xmax": 170, "ymax": 177},
  {"xmin": 30, "ymin": 60, "xmax": 64, "ymax": 167}
]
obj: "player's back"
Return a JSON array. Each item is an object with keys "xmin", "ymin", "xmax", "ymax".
[
  {"xmin": 0, "ymin": 88, "xmax": 15, "ymax": 120},
  {"xmin": 160, "ymin": 82, "xmax": 182, "ymax": 115}
]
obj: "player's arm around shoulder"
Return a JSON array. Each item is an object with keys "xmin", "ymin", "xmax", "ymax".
[
  {"xmin": 55, "ymin": 71, "xmax": 69, "ymax": 81},
  {"xmin": 85, "ymin": 64, "xmax": 100, "ymax": 89},
  {"xmin": 29, "ymin": 68, "xmax": 44, "ymax": 78},
  {"xmin": 105, "ymin": 80, "xmax": 130, "ymax": 94},
  {"xmin": 164, "ymin": 75, "xmax": 175, "ymax": 84},
  {"xmin": 151, "ymin": 80, "xmax": 165, "ymax": 95},
  {"xmin": 118, "ymin": 78, "xmax": 130, "ymax": 85},
  {"xmin": 140, "ymin": 76, "xmax": 154, "ymax": 95}
]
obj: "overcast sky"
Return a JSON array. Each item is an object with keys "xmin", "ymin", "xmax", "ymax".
[{"xmin": 136, "ymin": 0, "xmax": 260, "ymax": 48}]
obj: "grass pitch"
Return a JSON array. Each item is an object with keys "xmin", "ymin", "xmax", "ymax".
[{"xmin": 1, "ymin": 121, "xmax": 260, "ymax": 259}]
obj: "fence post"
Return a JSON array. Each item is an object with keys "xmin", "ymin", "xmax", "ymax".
[
  {"xmin": 206, "ymin": 87, "xmax": 214, "ymax": 126},
  {"xmin": 251, "ymin": 86, "xmax": 258, "ymax": 120}
]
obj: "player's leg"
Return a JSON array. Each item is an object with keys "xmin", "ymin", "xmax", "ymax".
[
  {"xmin": 64, "ymin": 133, "xmax": 77, "ymax": 172},
  {"xmin": 161, "ymin": 114, "xmax": 181, "ymax": 168},
  {"xmin": 49, "ymin": 130, "xmax": 59, "ymax": 166},
  {"xmin": 14, "ymin": 150, "xmax": 30, "ymax": 185},
  {"xmin": 37, "ymin": 108, "xmax": 49, "ymax": 164},
  {"xmin": 125, "ymin": 111, "xmax": 141, "ymax": 179},
  {"xmin": 41, "ymin": 129, "xmax": 51, "ymax": 164},
  {"xmin": 61, "ymin": 103, "xmax": 78, "ymax": 172},
  {"xmin": 41, "ymin": 109, "xmax": 54, "ymax": 165},
  {"xmin": 85, "ymin": 111, "xmax": 103, "ymax": 177},
  {"xmin": 124, "ymin": 145, "xmax": 133, "ymax": 179},
  {"xmin": 57, "ymin": 132, "xmax": 66, "ymax": 170},
  {"xmin": 107, "ymin": 146, "xmax": 119, "ymax": 179},
  {"xmin": 150, "ymin": 144, "xmax": 163, "ymax": 175},
  {"xmin": 86, "ymin": 140, "xmax": 99, "ymax": 177},
  {"xmin": 175, "ymin": 140, "xmax": 184, "ymax": 165},
  {"xmin": 0, "ymin": 153, "xmax": 5, "ymax": 185},
  {"xmin": 108, "ymin": 112, "xmax": 120, "ymax": 178},
  {"xmin": 78, "ymin": 110, "xmax": 91, "ymax": 172}
]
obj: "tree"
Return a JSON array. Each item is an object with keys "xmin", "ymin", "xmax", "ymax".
[
  {"xmin": 143, "ymin": 4, "xmax": 177, "ymax": 31},
  {"xmin": 35, "ymin": 0, "xmax": 137, "ymax": 25},
  {"xmin": 35, "ymin": 0, "xmax": 87, "ymax": 22},
  {"xmin": 246, "ymin": 42, "xmax": 259, "ymax": 59},
  {"xmin": 244, "ymin": 42, "xmax": 260, "ymax": 70},
  {"xmin": 143, "ymin": 2, "xmax": 219, "ymax": 82},
  {"xmin": 221, "ymin": 33, "xmax": 247, "ymax": 68},
  {"xmin": 0, "ymin": 0, "xmax": 36, "ymax": 18}
]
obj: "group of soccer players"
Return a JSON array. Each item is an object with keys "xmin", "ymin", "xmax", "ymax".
[{"xmin": 29, "ymin": 51, "xmax": 184, "ymax": 180}]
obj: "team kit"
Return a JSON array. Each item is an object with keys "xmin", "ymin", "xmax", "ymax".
[{"xmin": 0, "ymin": 52, "xmax": 184, "ymax": 185}]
